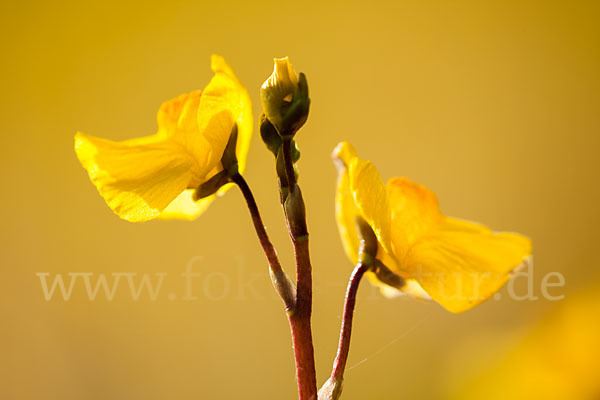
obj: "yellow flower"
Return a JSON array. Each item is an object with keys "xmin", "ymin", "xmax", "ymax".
[
  {"xmin": 74, "ymin": 55, "xmax": 252, "ymax": 222},
  {"xmin": 333, "ymin": 141, "xmax": 532, "ymax": 313}
]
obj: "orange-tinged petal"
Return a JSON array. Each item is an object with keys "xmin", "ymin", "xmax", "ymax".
[
  {"xmin": 403, "ymin": 217, "xmax": 531, "ymax": 312},
  {"xmin": 156, "ymin": 90, "xmax": 203, "ymax": 137},
  {"xmin": 387, "ymin": 177, "xmax": 531, "ymax": 312},
  {"xmin": 387, "ymin": 177, "xmax": 443, "ymax": 259}
]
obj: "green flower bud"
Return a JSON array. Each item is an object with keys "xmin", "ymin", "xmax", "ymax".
[{"xmin": 261, "ymin": 57, "xmax": 310, "ymax": 137}]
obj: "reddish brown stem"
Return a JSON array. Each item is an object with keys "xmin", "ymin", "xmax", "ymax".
[
  {"xmin": 281, "ymin": 138, "xmax": 317, "ymax": 400},
  {"xmin": 232, "ymin": 173, "xmax": 283, "ymax": 275},
  {"xmin": 288, "ymin": 238, "xmax": 317, "ymax": 400},
  {"xmin": 232, "ymin": 174, "xmax": 294, "ymax": 310},
  {"xmin": 234, "ymin": 171, "xmax": 316, "ymax": 398},
  {"xmin": 330, "ymin": 263, "xmax": 369, "ymax": 382}
]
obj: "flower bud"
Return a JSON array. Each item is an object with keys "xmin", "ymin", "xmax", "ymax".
[{"xmin": 261, "ymin": 57, "xmax": 310, "ymax": 137}]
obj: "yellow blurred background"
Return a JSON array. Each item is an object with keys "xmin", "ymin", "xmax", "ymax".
[{"xmin": 1, "ymin": 0, "xmax": 599, "ymax": 398}]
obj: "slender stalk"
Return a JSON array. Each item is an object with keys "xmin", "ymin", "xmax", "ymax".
[
  {"xmin": 330, "ymin": 263, "xmax": 369, "ymax": 382},
  {"xmin": 288, "ymin": 238, "xmax": 317, "ymax": 400},
  {"xmin": 280, "ymin": 137, "xmax": 317, "ymax": 400},
  {"xmin": 232, "ymin": 174, "xmax": 295, "ymax": 311},
  {"xmin": 233, "ymin": 168, "xmax": 316, "ymax": 399}
]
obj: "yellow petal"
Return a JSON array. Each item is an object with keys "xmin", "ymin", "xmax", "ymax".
[
  {"xmin": 154, "ymin": 91, "xmax": 220, "ymax": 181},
  {"xmin": 386, "ymin": 177, "xmax": 532, "ymax": 312},
  {"xmin": 407, "ymin": 218, "xmax": 531, "ymax": 313},
  {"xmin": 196, "ymin": 55, "xmax": 253, "ymax": 176},
  {"xmin": 332, "ymin": 141, "xmax": 357, "ymax": 168},
  {"xmin": 332, "ymin": 141, "xmax": 392, "ymax": 261},
  {"xmin": 157, "ymin": 56, "xmax": 252, "ymax": 221},
  {"xmin": 211, "ymin": 55, "xmax": 253, "ymax": 174},
  {"xmin": 348, "ymin": 157, "xmax": 392, "ymax": 255},
  {"xmin": 332, "ymin": 143, "xmax": 434, "ymax": 301},
  {"xmin": 156, "ymin": 90, "xmax": 202, "ymax": 137},
  {"xmin": 74, "ymin": 132, "xmax": 200, "ymax": 222},
  {"xmin": 334, "ymin": 192, "xmax": 360, "ymax": 261},
  {"xmin": 333, "ymin": 143, "xmax": 361, "ymax": 265},
  {"xmin": 155, "ymin": 56, "xmax": 252, "ymax": 179},
  {"xmin": 77, "ymin": 56, "xmax": 253, "ymax": 222},
  {"xmin": 371, "ymin": 247, "xmax": 431, "ymax": 300},
  {"xmin": 159, "ymin": 180, "xmax": 236, "ymax": 221},
  {"xmin": 387, "ymin": 177, "xmax": 443, "ymax": 259},
  {"xmin": 159, "ymin": 190, "xmax": 216, "ymax": 221}
]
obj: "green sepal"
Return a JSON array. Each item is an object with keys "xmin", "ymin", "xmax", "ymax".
[
  {"xmin": 372, "ymin": 259, "xmax": 405, "ymax": 290},
  {"xmin": 220, "ymin": 123, "xmax": 239, "ymax": 177},
  {"xmin": 355, "ymin": 217, "xmax": 378, "ymax": 264},
  {"xmin": 193, "ymin": 170, "xmax": 230, "ymax": 201},
  {"xmin": 278, "ymin": 72, "xmax": 310, "ymax": 138}
]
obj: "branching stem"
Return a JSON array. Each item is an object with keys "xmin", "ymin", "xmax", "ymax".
[
  {"xmin": 232, "ymin": 174, "xmax": 295, "ymax": 311},
  {"xmin": 234, "ymin": 171, "xmax": 317, "ymax": 399},
  {"xmin": 280, "ymin": 137, "xmax": 317, "ymax": 400}
]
